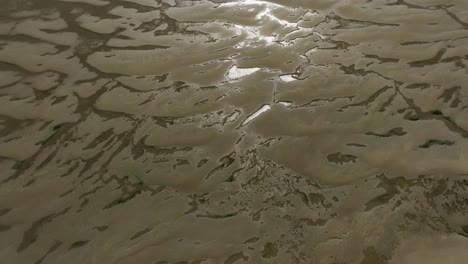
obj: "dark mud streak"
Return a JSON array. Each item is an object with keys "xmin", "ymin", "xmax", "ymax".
[
  {"xmin": 34, "ymin": 240, "xmax": 63, "ymax": 264},
  {"xmin": 196, "ymin": 212, "xmax": 239, "ymax": 219},
  {"xmin": 0, "ymin": 208, "xmax": 12, "ymax": 217},
  {"xmin": 366, "ymin": 127, "xmax": 407, "ymax": 137},
  {"xmin": 102, "ymin": 189, "xmax": 142, "ymax": 210},
  {"xmin": 77, "ymin": 198, "xmax": 89, "ymax": 212},
  {"xmin": 204, "ymin": 151, "xmax": 236, "ymax": 180},
  {"xmin": 397, "ymin": 88, "xmax": 468, "ymax": 137},
  {"xmin": 261, "ymin": 242, "xmax": 278, "ymax": 259},
  {"xmin": 405, "ymin": 83, "xmax": 431, "ymax": 89},
  {"xmin": 58, "ymin": 188, "xmax": 76, "ymax": 197},
  {"xmin": 68, "ymin": 240, "xmax": 89, "ymax": 250},
  {"xmin": 130, "ymin": 228, "xmax": 153, "ymax": 240},
  {"xmin": 361, "ymin": 247, "xmax": 388, "ymax": 264},
  {"xmin": 17, "ymin": 207, "xmax": 71, "ymax": 252},
  {"xmin": 341, "ymin": 85, "xmax": 393, "ymax": 109},
  {"xmin": 419, "ymin": 139, "xmax": 455, "ymax": 149},
  {"xmin": 387, "ymin": 0, "xmax": 426, "ymax": 9},
  {"xmin": 78, "ymin": 185, "xmax": 103, "ymax": 199},
  {"xmin": 0, "ymin": 224, "xmax": 11, "ymax": 232},
  {"xmin": 408, "ymin": 49, "xmax": 447, "ymax": 67},
  {"xmin": 93, "ymin": 225, "xmax": 108, "ymax": 232},
  {"xmin": 438, "ymin": 86, "xmax": 461, "ymax": 107},
  {"xmin": 331, "ymin": 14, "xmax": 400, "ymax": 29},
  {"xmin": 364, "ymin": 54, "xmax": 400, "ymax": 63},
  {"xmin": 327, "ymin": 152, "xmax": 358, "ymax": 165},
  {"xmin": 36, "ymin": 148, "xmax": 59, "ymax": 170},
  {"xmin": 224, "ymin": 252, "xmax": 248, "ymax": 264}
]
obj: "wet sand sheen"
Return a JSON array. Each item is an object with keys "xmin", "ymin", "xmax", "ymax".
[{"xmin": 0, "ymin": 0, "xmax": 468, "ymax": 263}]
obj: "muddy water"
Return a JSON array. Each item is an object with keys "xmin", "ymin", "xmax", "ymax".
[{"xmin": 0, "ymin": 0, "xmax": 468, "ymax": 263}]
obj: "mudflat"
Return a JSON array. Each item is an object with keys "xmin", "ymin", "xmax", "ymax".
[{"xmin": 0, "ymin": 0, "xmax": 467, "ymax": 263}]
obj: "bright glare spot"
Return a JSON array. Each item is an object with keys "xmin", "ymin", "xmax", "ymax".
[
  {"xmin": 228, "ymin": 65, "xmax": 260, "ymax": 79},
  {"xmin": 242, "ymin": 104, "xmax": 271, "ymax": 125},
  {"xmin": 280, "ymin": 74, "xmax": 296, "ymax": 82},
  {"xmin": 278, "ymin": 101, "xmax": 292, "ymax": 107}
]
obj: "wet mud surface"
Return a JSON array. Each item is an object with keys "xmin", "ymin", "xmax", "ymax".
[{"xmin": 0, "ymin": 0, "xmax": 468, "ymax": 263}]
